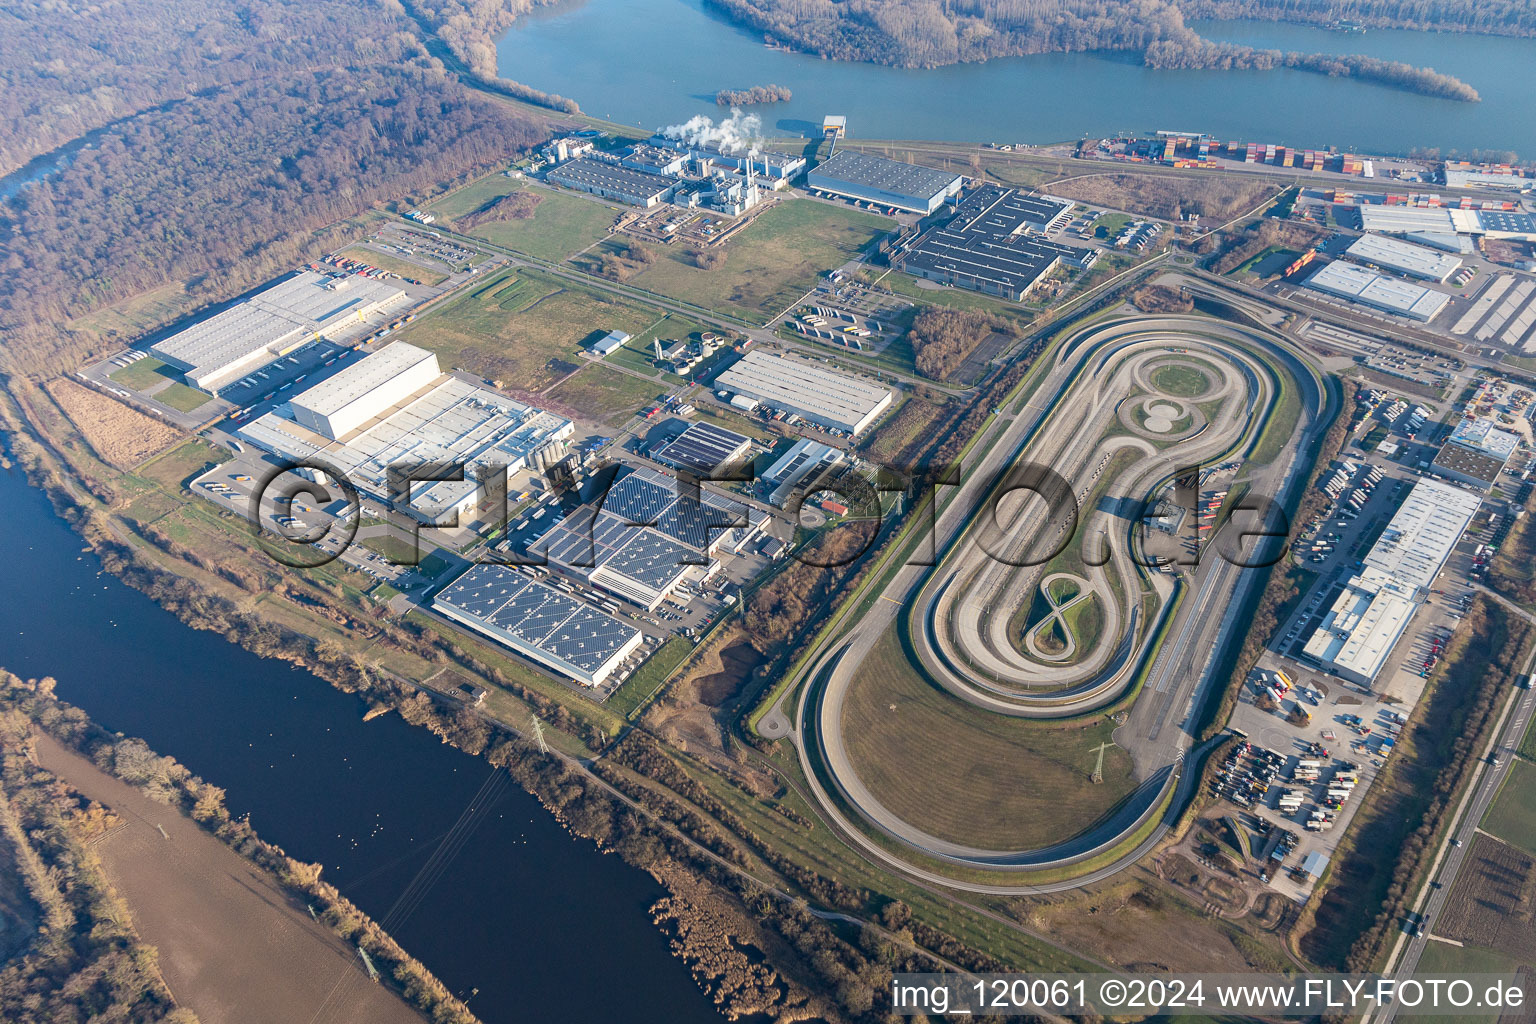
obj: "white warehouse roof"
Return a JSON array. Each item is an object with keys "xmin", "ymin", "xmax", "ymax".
[
  {"xmin": 150, "ymin": 271, "xmax": 407, "ymax": 392},
  {"xmin": 1361, "ymin": 478, "xmax": 1481, "ymax": 595},
  {"xmin": 1301, "ymin": 567, "xmax": 1417, "ymax": 683},
  {"xmin": 290, "ymin": 342, "xmax": 439, "ymax": 439},
  {"xmin": 1304, "ymin": 261, "xmax": 1451, "ymax": 322},
  {"xmin": 1345, "ymin": 234, "xmax": 1462, "ymax": 282},
  {"xmin": 714, "ymin": 351, "xmax": 893, "ymax": 435}
]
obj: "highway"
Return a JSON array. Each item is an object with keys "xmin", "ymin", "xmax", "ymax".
[{"xmin": 778, "ymin": 309, "xmax": 1334, "ymax": 890}]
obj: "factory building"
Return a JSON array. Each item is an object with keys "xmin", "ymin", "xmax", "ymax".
[
  {"xmin": 713, "ymin": 351, "xmax": 894, "ymax": 436},
  {"xmin": 1359, "ymin": 205, "xmax": 1536, "ymax": 240},
  {"xmin": 652, "ymin": 421, "xmax": 753, "ymax": 476},
  {"xmin": 546, "ymin": 158, "xmax": 676, "ymax": 207},
  {"xmin": 1303, "ymin": 261, "xmax": 1451, "ymax": 322},
  {"xmin": 289, "ymin": 342, "xmax": 440, "ymax": 440},
  {"xmin": 647, "ymin": 135, "xmax": 806, "ymax": 181},
  {"xmin": 590, "ymin": 330, "xmax": 630, "ymax": 357},
  {"xmin": 433, "ymin": 566, "xmax": 642, "ymax": 687},
  {"xmin": 805, "ymin": 151, "xmax": 963, "ymax": 214},
  {"xmin": 1431, "ymin": 414, "xmax": 1522, "ymax": 488},
  {"xmin": 537, "ymin": 467, "xmax": 764, "ymax": 610},
  {"xmin": 151, "ymin": 271, "xmax": 408, "ymax": 393},
  {"xmin": 896, "ymin": 185, "xmax": 1092, "ymax": 301},
  {"xmin": 761, "ymin": 437, "xmax": 846, "ymax": 507},
  {"xmin": 1300, "ymin": 478, "xmax": 1481, "ymax": 685},
  {"xmin": 240, "ymin": 344, "xmax": 573, "ymax": 524},
  {"xmin": 1344, "ymin": 234, "xmax": 1462, "ymax": 282},
  {"xmin": 620, "ymin": 144, "xmax": 689, "ymax": 176}
]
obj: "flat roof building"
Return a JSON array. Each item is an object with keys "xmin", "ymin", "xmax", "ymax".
[
  {"xmin": 590, "ymin": 330, "xmax": 630, "ymax": 357},
  {"xmin": 433, "ymin": 566, "xmax": 642, "ymax": 686},
  {"xmin": 290, "ymin": 342, "xmax": 440, "ymax": 440},
  {"xmin": 761, "ymin": 437, "xmax": 846, "ymax": 507},
  {"xmin": 537, "ymin": 466, "xmax": 764, "ymax": 609},
  {"xmin": 714, "ymin": 351, "xmax": 894, "ymax": 436},
  {"xmin": 1345, "ymin": 234, "xmax": 1462, "ymax": 282},
  {"xmin": 1448, "ymin": 414, "xmax": 1521, "ymax": 461},
  {"xmin": 150, "ymin": 271, "xmax": 408, "ymax": 393},
  {"xmin": 1304, "ymin": 261, "xmax": 1451, "ymax": 322},
  {"xmin": 1301, "ymin": 478, "xmax": 1479, "ymax": 685},
  {"xmin": 652, "ymin": 421, "xmax": 753, "ymax": 476},
  {"xmin": 1359, "ymin": 205, "xmax": 1536, "ymax": 240},
  {"xmin": 241, "ymin": 371, "xmax": 573, "ymax": 523},
  {"xmin": 897, "ymin": 185, "xmax": 1090, "ymax": 301},
  {"xmin": 806, "ymin": 151, "xmax": 963, "ymax": 214},
  {"xmin": 1432, "ymin": 414, "xmax": 1522, "ymax": 488},
  {"xmin": 546, "ymin": 158, "xmax": 676, "ymax": 207}
]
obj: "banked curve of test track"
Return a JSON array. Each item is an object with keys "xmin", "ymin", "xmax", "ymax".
[{"xmin": 789, "ymin": 312, "xmax": 1334, "ymax": 892}]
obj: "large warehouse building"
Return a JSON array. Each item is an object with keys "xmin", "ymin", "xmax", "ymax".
[
  {"xmin": 240, "ymin": 343, "xmax": 573, "ymax": 523},
  {"xmin": 652, "ymin": 421, "xmax": 753, "ymax": 476},
  {"xmin": 151, "ymin": 271, "xmax": 408, "ymax": 393},
  {"xmin": 538, "ymin": 467, "xmax": 765, "ymax": 610},
  {"xmin": 714, "ymin": 351, "xmax": 893, "ymax": 436},
  {"xmin": 1432, "ymin": 414, "xmax": 1522, "ymax": 488},
  {"xmin": 1359, "ymin": 205, "xmax": 1536, "ymax": 241},
  {"xmin": 1344, "ymin": 234, "xmax": 1463, "ymax": 282},
  {"xmin": 1301, "ymin": 478, "xmax": 1481, "ymax": 685},
  {"xmin": 761, "ymin": 437, "xmax": 846, "ymax": 507},
  {"xmin": 546, "ymin": 158, "xmax": 676, "ymax": 207},
  {"xmin": 290, "ymin": 341, "xmax": 440, "ymax": 439},
  {"xmin": 433, "ymin": 566, "xmax": 642, "ymax": 687},
  {"xmin": 897, "ymin": 185, "xmax": 1091, "ymax": 301},
  {"xmin": 805, "ymin": 151, "xmax": 963, "ymax": 214},
  {"xmin": 1303, "ymin": 261, "xmax": 1451, "ymax": 322}
]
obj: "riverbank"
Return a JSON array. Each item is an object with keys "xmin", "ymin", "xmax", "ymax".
[{"xmin": 17, "ymin": 718, "xmax": 441, "ymax": 1024}]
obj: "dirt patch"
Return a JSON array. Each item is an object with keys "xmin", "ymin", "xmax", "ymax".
[
  {"xmin": 31, "ymin": 734, "xmax": 427, "ymax": 1024},
  {"xmin": 692, "ymin": 640, "xmax": 762, "ymax": 708},
  {"xmin": 44, "ymin": 378, "xmax": 182, "ymax": 467},
  {"xmin": 1051, "ymin": 173, "xmax": 1280, "ymax": 222}
]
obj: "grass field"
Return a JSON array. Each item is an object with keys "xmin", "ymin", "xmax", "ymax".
[
  {"xmin": 108, "ymin": 356, "xmax": 174, "ymax": 391},
  {"xmin": 1150, "ymin": 363, "xmax": 1212, "ymax": 397},
  {"xmin": 607, "ymin": 636, "xmax": 691, "ymax": 719},
  {"xmin": 839, "ymin": 629, "xmax": 1136, "ymax": 850},
  {"xmin": 135, "ymin": 438, "xmax": 229, "ymax": 491},
  {"xmin": 433, "ymin": 179, "xmax": 620, "ymax": 261},
  {"xmin": 1483, "ymin": 758, "xmax": 1536, "ymax": 856},
  {"xmin": 156, "ymin": 382, "xmax": 213, "ymax": 413},
  {"xmin": 545, "ymin": 363, "xmax": 659, "ymax": 427},
  {"xmin": 613, "ymin": 199, "xmax": 893, "ymax": 323},
  {"xmin": 338, "ymin": 245, "xmax": 448, "ymax": 286},
  {"xmin": 1522, "ymin": 708, "xmax": 1536, "ymax": 761},
  {"xmin": 392, "ymin": 268, "xmax": 671, "ymax": 393},
  {"xmin": 1414, "ymin": 939, "xmax": 1522, "ymax": 981}
]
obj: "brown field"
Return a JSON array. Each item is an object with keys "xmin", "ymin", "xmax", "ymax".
[
  {"xmin": 44, "ymin": 378, "xmax": 183, "ymax": 467},
  {"xmin": 1048, "ymin": 173, "xmax": 1281, "ymax": 223},
  {"xmin": 1436, "ymin": 833, "xmax": 1536, "ymax": 966},
  {"xmin": 32, "ymin": 734, "xmax": 427, "ymax": 1024}
]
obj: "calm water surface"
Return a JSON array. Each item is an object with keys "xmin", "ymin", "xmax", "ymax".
[
  {"xmin": 0, "ymin": 466, "xmax": 718, "ymax": 1024},
  {"xmin": 498, "ymin": 0, "xmax": 1536, "ymax": 155}
]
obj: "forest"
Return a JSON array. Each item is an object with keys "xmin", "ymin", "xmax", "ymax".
[
  {"xmin": 702, "ymin": 0, "xmax": 1486, "ymax": 97},
  {"xmin": 0, "ymin": 0, "xmax": 553, "ymax": 382}
]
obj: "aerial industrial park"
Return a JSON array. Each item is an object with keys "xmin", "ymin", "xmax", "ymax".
[{"xmin": 23, "ymin": 86, "xmax": 1536, "ymax": 1024}]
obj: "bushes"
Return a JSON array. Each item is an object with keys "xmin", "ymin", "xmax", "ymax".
[{"xmin": 906, "ymin": 307, "xmax": 1009, "ymax": 381}]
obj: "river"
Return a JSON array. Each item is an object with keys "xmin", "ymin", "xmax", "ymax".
[
  {"xmin": 0, "ymin": 467, "xmax": 720, "ymax": 1024},
  {"xmin": 497, "ymin": 0, "xmax": 1536, "ymax": 156}
]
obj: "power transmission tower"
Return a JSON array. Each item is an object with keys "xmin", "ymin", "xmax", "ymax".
[
  {"xmin": 1090, "ymin": 742, "xmax": 1112, "ymax": 784},
  {"xmin": 530, "ymin": 714, "xmax": 549, "ymax": 754},
  {"xmin": 358, "ymin": 946, "xmax": 380, "ymax": 982}
]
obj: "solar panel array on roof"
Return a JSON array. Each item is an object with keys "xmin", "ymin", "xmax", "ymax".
[
  {"xmin": 600, "ymin": 467, "xmax": 759, "ymax": 552},
  {"xmin": 433, "ymin": 566, "xmax": 641, "ymax": 685},
  {"xmin": 653, "ymin": 421, "xmax": 752, "ymax": 476}
]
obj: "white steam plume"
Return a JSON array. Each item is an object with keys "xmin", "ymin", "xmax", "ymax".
[{"xmin": 660, "ymin": 109, "xmax": 763, "ymax": 154}]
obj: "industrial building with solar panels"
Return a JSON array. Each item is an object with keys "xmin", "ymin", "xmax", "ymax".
[
  {"xmin": 433, "ymin": 565, "xmax": 643, "ymax": 687},
  {"xmin": 535, "ymin": 466, "xmax": 766, "ymax": 611},
  {"xmin": 651, "ymin": 421, "xmax": 754, "ymax": 476}
]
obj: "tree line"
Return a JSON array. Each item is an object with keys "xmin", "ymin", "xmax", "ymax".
[
  {"xmin": 0, "ymin": 65, "xmax": 545, "ymax": 380},
  {"xmin": 716, "ymin": 83, "xmax": 794, "ymax": 105},
  {"xmin": 703, "ymin": 0, "xmax": 1483, "ymax": 98},
  {"xmin": 906, "ymin": 307, "xmax": 1010, "ymax": 381}
]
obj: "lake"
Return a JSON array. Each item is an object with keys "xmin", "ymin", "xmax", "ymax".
[
  {"xmin": 0, "ymin": 466, "xmax": 719, "ymax": 1024},
  {"xmin": 497, "ymin": 0, "xmax": 1536, "ymax": 156}
]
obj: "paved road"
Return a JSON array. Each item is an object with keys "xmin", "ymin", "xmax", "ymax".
[
  {"xmin": 1376, "ymin": 667, "xmax": 1536, "ymax": 1021},
  {"xmin": 783, "ymin": 307, "xmax": 1333, "ymax": 889}
]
